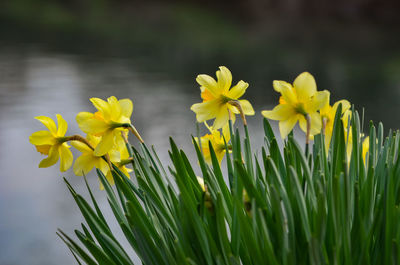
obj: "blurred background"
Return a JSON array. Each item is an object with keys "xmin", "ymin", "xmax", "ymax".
[{"xmin": 0, "ymin": 0, "xmax": 399, "ymax": 264}]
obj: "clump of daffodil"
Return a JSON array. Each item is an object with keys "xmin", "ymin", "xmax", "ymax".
[
  {"xmin": 319, "ymin": 92, "xmax": 351, "ymax": 149},
  {"xmin": 76, "ymin": 96, "xmax": 143, "ymax": 156},
  {"xmin": 261, "ymin": 72, "xmax": 329, "ymax": 141},
  {"xmin": 29, "ymin": 115, "xmax": 73, "ymax": 172},
  {"xmin": 195, "ymin": 123, "xmax": 231, "ymax": 164},
  {"xmin": 191, "ymin": 66, "xmax": 255, "ymax": 129}
]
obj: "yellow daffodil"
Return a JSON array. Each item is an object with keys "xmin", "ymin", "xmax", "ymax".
[
  {"xmin": 261, "ymin": 72, "xmax": 329, "ymax": 140},
  {"xmin": 191, "ymin": 66, "xmax": 255, "ymax": 129},
  {"xmin": 29, "ymin": 115, "xmax": 73, "ymax": 172},
  {"xmin": 196, "ymin": 123, "xmax": 231, "ymax": 164},
  {"xmin": 70, "ymin": 135, "xmax": 109, "ymax": 176},
  {"xmin": 320, "ymin": 93, "xmax": 351, "ymax": 149},
  {"xmin": 76, "ymin": 96, "xmax": 141, "ymax": 156}
]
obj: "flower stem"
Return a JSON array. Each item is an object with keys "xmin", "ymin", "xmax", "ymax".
[
  {"xmin": 65, "ymin": 135, "xmax": 94, "ymax": 150},
  {"xmin": 228, "ymin": 100, "xmax": 247, "ymax": 126},
  {"xmin": 305, "ymin": 114, "xmax": 311, "ymax": 156},
  {"xmin": 121, "ymin": 123, "xmax": 144, "ymax": 143}
]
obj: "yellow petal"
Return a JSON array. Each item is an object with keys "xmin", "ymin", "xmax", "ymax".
[
  {"xmin": 90, "ymin": 98, "xmax": 111, "ymax": 120},
  {"xmin": 227, "ymin": 80, "xmax": 249, "ymax": 99},
  {"xmin": 273, "ymin": 80, "xmax": 292, "ymax": 93},
  {"xmin": 362, "ymin": 136, "xmax": 370, "ymax": 162},
  {"xmin": 56, "ymin": 114, "xmax": 68, "ymax": 136},
  {"xmin": 70, "ymin": 140, "xmax": 92, "ymax": 153},
  {"xmin": 319, "ymin": 91, "xmax": 332, "ymax": 116},
  {"xmin": 200, "ymin": 87, "xmax": 215, "ymax": 101},
  {"xmin": 332, "ymin": 100, "xmax": 351, "ymax": 114},
  {"xmin": 107, "ymin": 96, "xmax": 122, "ymax": 121},
  {"xmin": 39, "ymin": 145, "xmax": 59, "ymax": 168},
  {"xmin": 96, "ymin": 159, "xmax": 110, "ymax": 175},
  {"xmin": 29, "ymin": 130, "xmax": 55, "ymax": 145},
  {"xmin": 196, "ymin": 74, "xmax": 219, "ymax": 97},
  {"xmin": 78, "ymin": 118, "xmax": 109, "ymax": 135},
  {"xmin": 119, "ymin": 99, "xmax": 133, "ymax": 118},
  {"xmin": 216, "ymin": 66, "xmax": 232, "ymax": 93},
  {"xmin": 299, "ymin": 112, "xmax": 322, "ymax": 136},
  {"xmin": 36, "ymin": 145, "xmax": 51, "ymax": 155},
  {"xmin": 261, "ymin": 104, "xmax": 296, "ymax": 121},
  {"xmin": 73, "ymin": 154, "xmax": 96, "ymax": 176},
  {"xmin": 212, "ymin": 106, "xmax": 229, "ymax": 130},
  {"xmin": 59, "ymin": 143, "xmax": 73, "ymax": 172},
  {"xmin": 279, "ymin": 115, "xmax": 299, "ymax": 139},
  {"xmin": 94, "ymin": 130, "xmax": 115, "ymax": 156},
  {"xmin": 190, "ymin": 99, "xmax": 221, "ymax": 122},
  {"xmin": 293, "ymin": 72, "xmax": 317, "ymax": 102},
  {"xmin": 306, "ymin": 90, "xmax": 330, "ymax": 113},
  {"xmin": 238, "ymin": 100, "xmax": 255, "ymax": 116},
  {"xmin": 278, "ymin": 82, "xmax": 297, "ymax": 105},
  {"xmin": 35, "ymin": 116, "xmax": 57, "ymax": 135}
]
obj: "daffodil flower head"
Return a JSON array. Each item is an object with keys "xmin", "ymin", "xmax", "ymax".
[
  {"xmin": 261, "ymin": 72, "xmax": 330, "ymax": 139},
  {"xmin": 191, "ymin": 66, "xmax": 255, "ymax": 129},
  {"xmin": 362, "ymin": 136, "xmax": 370, "ymax": 163},
  {"xmin": 76, "ymin": 96, "xmax": 134, "ymax": 156},
  {"xmin": 320, "ymin": 95, "xmax": 351, "ymax": 149},
  {"xmin": 29, "ymin": 114, "xmax": 73, "ymax": 172},
  {"xmin": 70, "ymin": 135, "xmax": 109, "ymax": 176},
  {"xmin": 195, "ymin": 123, "xmax": 231, "ymax": 164}
]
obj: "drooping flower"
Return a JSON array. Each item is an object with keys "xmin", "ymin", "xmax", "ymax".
[
  {"xmin": 29, "ymin": 115, "xmax": 73, "ymax": 172},
  {"xmin": 76, "ymin": 96, "xmax": 137, "ymax": 156},
  {"xmin": 195, "ymin": 123, "xmax": 231, "ymax": 164},
  {"xmin": 320, "ymin": 93, "xmax": 351, "ymax": 149},
  {"xmin": 191, "ymin": 66, "xmax": 254, "ymax": 129},
  {"xmin": 70, "ymin": 135, "xmax": 109, "ymax": 176},
  {"xmin": 261, "ymin": 72, "xmax": 329, "ymax": 140}
]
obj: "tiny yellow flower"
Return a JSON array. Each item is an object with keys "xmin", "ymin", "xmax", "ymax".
[
  {"xmin": 76, "ymin": 96, "xmax": 134, "ymax": 156},
  {"xmin": 195, "ymin": 123, "xmax": 231, "ymax": 164},
  {"xmin": 362, "ymin": 136, "xmax": 370, "ymax": 163},
  {"xmin": 29, "ymin": 114, "xmax": 73, "ymax": 172},
  {"xmin": 196, "ymin": 176, "xmax": 205, "ymax": 192},
  {"xmin": 261, "ymin": 72, "xmax": 329, "ymax": 139},
  {"xmin": 320, "ymin": 93, "xmax": 351, "ymax": 149},
  {"xmin": 191, "ymin": 66, "xmax": 255, "ymax": 129}
]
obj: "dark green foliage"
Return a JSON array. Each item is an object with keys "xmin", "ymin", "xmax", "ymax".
[{"xmin": 59, "ymin": 111, "xmax": 400, "ymax": 265}]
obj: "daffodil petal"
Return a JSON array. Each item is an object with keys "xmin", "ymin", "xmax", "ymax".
[
  {"xmin": 29, "ymin": 130, "xmax": 55, "ymax": 145},
  {"xmin": 39, "ymin": 145, "xmax": 59, "ymax": 168},
  {"xmin": 278, "ymin": 83, "xmax": 297, "ymax": 105},
  {"xmin": 213, "ymin": 106, "xmax": 229, "ymax": 130},
  {"xmin": 107, "ymin": 96, "xmax": 122, "ymax": 121},
  {"xmin": 96, "ymin": 159, "xmax": 110, "ymax": 175},
  {"xmin": 332, "ymin": 99, "xmax": 351, "ymax": 114},
  {"xmin": 196, "ymin": 74, "xmax": 219, "ymax": 97},
  {"xmin": 35, "ymin": 116, "xmax": 57, "ymax": 135},
  {"xmin": 227, "ymin": 80, "xmax": 249, "ymax": 99},
  {"xmin": 293, "ymin": 72, "xmax": 317, "ymax": 101},
  {"xmin": 59, "ymin": 143, "xmax": 73, "ymax": 172},
  {"xmin": 273, "ymin": 80, "xmax": 292, "ymax": 93},
  {"xmin": 279, "ymin": 115, "xmax": 299, "ymax": 139},
  {"xmin": 119, "ymin": 99, "xmax": 133, "ymax": 118},
  {"xmin": 73, "ymin": 154, "xmax": 96, "ymax": 176},
  {"xmin": 94, "ymin": 130, "xmax": 115, "ymax": 156},
  {"xmin": 238, "ymin": 100, "xmax": 255, "ymax": 116},
  {"xmin": 262, "ymin": 104, "xmax": 296, "ymax": 121},
  {"xmin": 79, "ymin": 118, "xmax": 109, "ymax": 134},
  {"xmin": 90, "ymin": 98, "xmax": 111, "ymax": 120},
  {"xmin": 306, "ymin": 90, "xmax": 330, "ymax": 113},
  {"xmin": 299, "ymin": 113, "xmax": 322, "ymax": 136},
  {"xmin": 56, "ymin": 114, "xmax": 68, "ymax": 136},
  {"xmin": 216, "ymin": 66, "xmax": 232, "ymax": 93},
  {"xmin": 70, "ymin": 140, "xmax": 92, "ymax": 153},
  {"xmin": 190, "ymin": 99, "xmax": 221, "ymax": 122}
]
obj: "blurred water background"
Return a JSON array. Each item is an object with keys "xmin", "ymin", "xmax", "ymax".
[{"xmin": 0, "ymin": 1, "xmax": 400, "ymax": 264}]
